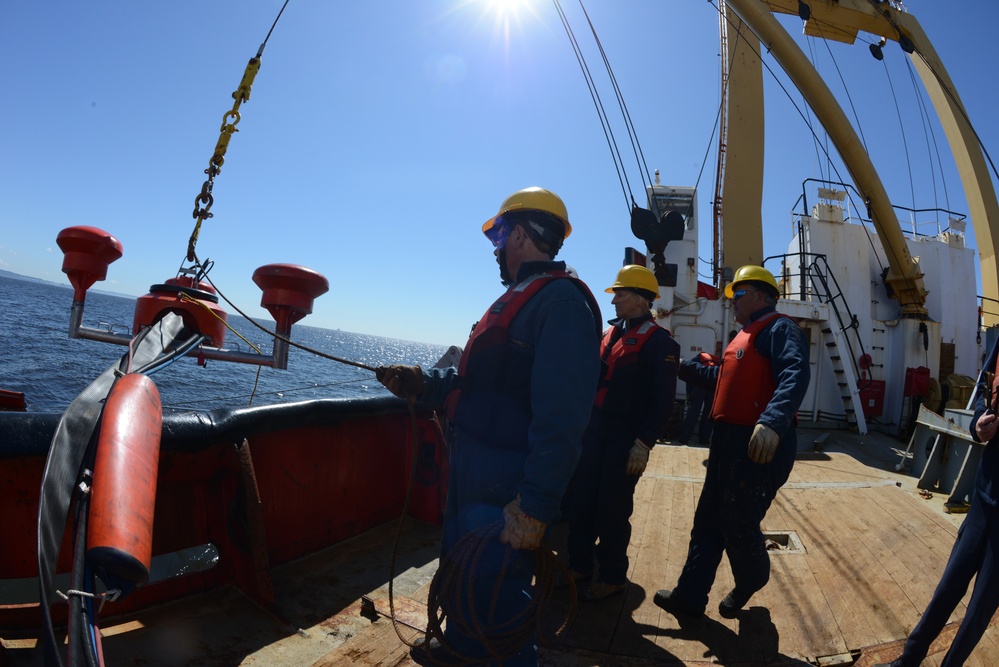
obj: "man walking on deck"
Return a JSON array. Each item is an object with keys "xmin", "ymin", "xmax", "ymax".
[
  {"xmin": 875, "ymin": 336, "xmax": 999, "ymax": 667},
  {"xmin": 376, "ymin": 187, "xmax": 601, "ymax": 666},
  {"xmin": 565, "ymin": 264, "xmax": 679, "ymax": 602},
  {"xmin": 654, "ymin": 265, "xmax": 809, "ymax": 619}
]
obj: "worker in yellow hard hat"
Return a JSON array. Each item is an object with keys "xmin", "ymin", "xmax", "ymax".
[
  {"xmin": 482, "ymin": 186, "xmax": 573, "ymax": 286},
  {"xmin": 564, "ymin": 264, "xmax": 679, "ymax": 601},
  {"xmin": 723, "ymin": 264, "xmax": 781, "ymax": 300},
  {"xmin": 377, "ymin": 186, "xmax": 602, "ymax": 667},
  {"xmin": 655, "ymin": 264, "xmax": 809, "ymax": 620}
]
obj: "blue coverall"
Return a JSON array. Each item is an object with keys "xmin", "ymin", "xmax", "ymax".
[
  {"xmin": 567, "ymin": 313, "xmax": 679, "ymax": 587},
  {"xmin": 680, "ymin": 381, "xmax": 713, "ymax": 444},
  {"xmin": 893, "ymin": 337, "xmax": 999, "ymax": 667},
  {"xmin": 671, "ymin": 305, "xmax": 810, "ymax": 612},
  {"xmin": 419, "ymin": 260, "xmax": 601, "ymax": 666}
]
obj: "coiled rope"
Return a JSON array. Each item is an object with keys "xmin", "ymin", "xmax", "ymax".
[
  {"xmin": 382, "ymin": 403, "xmax": 578, "ymax": 665},
  {"xmin": 417, "ymin": 525, "xmax": 578, "ymax": 664}
]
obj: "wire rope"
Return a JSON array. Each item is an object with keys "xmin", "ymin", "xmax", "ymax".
[
  {"xmin": 879, "ymin": 57, "xmax": 917, "ymax": 210},
  {"xmin": 707, "ymin": 1, "xmax": 915, "ymax": 289},
  {"xmin": 574, "ymin": 0, "xmax": 655, "ymax": 199},
  {"xmin": 859, "ymin": 0, "xmax": 999, "ymax": 184},
  {"xmin": 552, "ymin": 0, "xmax": 632, "ymax": 212},
  {"xmin": 904, "ymin": 54, "xmax": 951, "ymax": 216}
]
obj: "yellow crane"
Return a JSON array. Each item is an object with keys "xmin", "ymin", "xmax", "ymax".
[{"xmin": 718, "ymin": 0, "xmax": 999, "ymax": 323}]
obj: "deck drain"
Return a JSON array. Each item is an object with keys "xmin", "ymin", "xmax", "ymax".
[{"xmin": 763, "ymin": 530, "xmax": 805, "ymax": 554}]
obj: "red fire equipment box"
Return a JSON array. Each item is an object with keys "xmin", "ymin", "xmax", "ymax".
[
  {"xmin": 904, "ymin": 366, "xmax": 931, "ymax": 397},
  {"xmin": 860, "ymin": 380, "xmax": 886, "ymax": 418}
]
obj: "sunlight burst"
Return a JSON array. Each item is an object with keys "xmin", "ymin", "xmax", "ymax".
[
  {"xmin": 481, "ymin": 0, "xmax": 540, "ymax": 52},
  {"xmin": 487, "ymin": 0, "xmax": 531, "ymax": 21}
]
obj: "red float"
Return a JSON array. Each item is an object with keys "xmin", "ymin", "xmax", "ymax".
[
  {"xmin": 87, "ymin": 373, "xmax": 163, "ymax": 595},
  {"xmin": 56, "ymin": 226, "xmax": 123, "ymax": 302},
  {"xmin": 252, "ymin": 264, "xmax": 329, "ymax": 335},
  {"xmin": 133, "ymin": 277, "xmax": 228, "ymax": 347}
]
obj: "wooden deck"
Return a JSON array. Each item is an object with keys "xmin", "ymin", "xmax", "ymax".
[{"xmin": 5, "ymin": 427, "xmax": 999, "ymax": 666}]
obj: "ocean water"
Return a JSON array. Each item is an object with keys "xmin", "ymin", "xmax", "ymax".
[{"xmin": 0, "ymin": 275, "xmax": 450, "ymax": 413}]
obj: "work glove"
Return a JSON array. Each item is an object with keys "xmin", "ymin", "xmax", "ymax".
[
  {"xmin": 625, "ymin": 438, "xmax": 651, "ymax": 475},
  {"xmin": 976, "ymin": 412, "xmax": 999, "ymax": 442},
  {"xmin": 375, "ymin": 364, "xmax": 424, "ymax": 400},
  {"xmin": 748, "ymin": 423, "xmax": 779, "ymax": 464},
  {"xmin": 499, "ymin": 495, "xmax": 546, "ymax": 550}
]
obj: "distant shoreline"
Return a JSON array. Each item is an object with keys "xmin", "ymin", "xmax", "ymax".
[
  {"xmin": 1, "ymin": 269, "xmax": 446, "ymax": 346},
  {"xmin": 0, "ymin": 269, "xmax": 136, "ymax": 300}
]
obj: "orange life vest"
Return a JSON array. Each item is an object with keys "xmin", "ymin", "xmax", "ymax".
[
  {"xmin": 444, "ymin": 271, "xmax": 599, "ymax": 423},
  {"xmin": 594, "ymin": 319, "xmax": 662, "ymax": 409},
  {"xmin": 711, "ymin": 311, "xmax": 792, "ymax": 425}
]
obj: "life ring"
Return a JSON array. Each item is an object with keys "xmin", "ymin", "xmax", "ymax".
[{"xmin": 87, "ymin": 373, "xmax": 162, "ymax": 596}]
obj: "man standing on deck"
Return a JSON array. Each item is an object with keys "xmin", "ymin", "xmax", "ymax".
[
  {"xmin": 874, "ymin": 336, "xmax": 999, "ymax": 667},
  {"xmin": 654, "ymin": 265, "xmax": 809, "ymax": 619},
  {"xmin": 679, "ymin": 352, "xmax": 720, "ymax": 445},
  {"xmin": 564, "ymin": 264, "xmax": 679, "ymax": 602},
  {"xmin": 376, "ymin": 186, "xmax": 601, "ymax": 667}
]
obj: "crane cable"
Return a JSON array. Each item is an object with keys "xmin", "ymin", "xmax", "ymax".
[
  {"xmin": 706, "ymin": 1, "xmax": 934, "ymax": 297},
  {"xmin": 186, "ymin": 0, "xmax": 291, "ymax": 263},
  {"xmin": 859, "ymin": 0, "xmax": 999, "ymax": 186},
  {"xmin": 552, "ymin": 0, "xmax": 654, "ymax": 216},
  {"xmin": 574, "ymin": 0, "xmax": 656, "ymax": 205}
]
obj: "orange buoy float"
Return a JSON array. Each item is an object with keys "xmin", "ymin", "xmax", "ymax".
[
  {"xmin": 55, "ymin": 226, "xmax": 123, "ymax": 303},
  {"xmin": 133, "ymin": 277, "xmax": 228, "ymax": 347},
  {"xmin": 86, "ymin": 373, "xmax": 163, "ymax": 595}
]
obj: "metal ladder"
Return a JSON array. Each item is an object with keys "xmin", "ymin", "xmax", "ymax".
[{"xmin": 806, "ymin": 256, "xmax": 871, "ymax": 435}]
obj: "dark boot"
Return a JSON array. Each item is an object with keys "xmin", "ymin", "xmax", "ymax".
[
  {"xmin": 653, "ymin": 588, "xmax": 705, "ymax": 617},
  {"xmin": 718, "ymin": 588, "xmax": 753, "ymax": 618}
]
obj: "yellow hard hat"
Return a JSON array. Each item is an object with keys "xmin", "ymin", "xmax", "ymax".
[
  {"xmin": 724, "ymin": 265, "xmax": 779, "ymax": 298},
  {"xmin": 605, "ymin": 264, "xmax": 659, "ymax": 298},
  {"xmin": 482, "ymin": 187, "xmax": 572, "ymax": 240}
]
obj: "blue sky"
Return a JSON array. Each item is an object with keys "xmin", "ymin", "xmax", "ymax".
[{"xmin": 2, "ymin": 1, "xmax": 997, "ymax": 347}]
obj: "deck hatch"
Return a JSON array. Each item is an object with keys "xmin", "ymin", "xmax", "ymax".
[{"xmin": 763, "ymin": 530, "xmax": 805, "ymax": 554}]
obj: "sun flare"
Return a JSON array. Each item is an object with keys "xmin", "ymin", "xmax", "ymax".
[
  {"xmin": 487, "ymin": 0, "xmax": 531, "ymax": 21},
  {"xmin": 480, "ymin": 0, "xmax": 541, "ymax": 49}
]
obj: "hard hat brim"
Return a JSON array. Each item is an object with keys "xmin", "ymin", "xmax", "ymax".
[
  {"xmin": 482, "ymin": 213, "xmax": 572, "ymax": 238},
  {"xmin": 725, "ymin": 280, "xmax": 779, "ymax": 299}
]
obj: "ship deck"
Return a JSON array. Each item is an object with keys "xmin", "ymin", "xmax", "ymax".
[{"xmin": 4, "ymin": 426, "xmax": 999, "ymax": 666}]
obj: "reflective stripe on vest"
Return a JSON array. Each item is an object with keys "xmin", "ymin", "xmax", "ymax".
[
  {"xmin": 711, "ymin": 311, "xmax": 792, "ymax": 425},
  {"xmin": 594, "ymin": 319, "xmax": 660, "ymax": 409}
]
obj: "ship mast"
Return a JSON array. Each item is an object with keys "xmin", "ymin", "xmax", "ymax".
[{"xmin": 712, "ymin": 0, "xmax": 730, "ymax": 289}]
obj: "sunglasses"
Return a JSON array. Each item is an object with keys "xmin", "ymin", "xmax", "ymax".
[
  {"xmin": 485, "ymin": 218, "xmax": 513, "ymax": 249},
  {"xmin": 732, "ymin": 288, "xmax": 750, "ymax": 301}
]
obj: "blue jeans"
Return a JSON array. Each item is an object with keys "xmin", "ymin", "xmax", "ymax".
[{"xmin": 438, "ymin": 432, "xmax": 539, "ymax": 666}]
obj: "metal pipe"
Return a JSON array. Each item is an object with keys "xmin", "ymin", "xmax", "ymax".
[{"xmin": 73, "ymin": 325, "xmax": 278, "ymax": 368}]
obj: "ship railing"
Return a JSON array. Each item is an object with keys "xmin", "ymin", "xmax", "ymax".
[
  {"xmin": 766, "ymin": 251, "xmax": 873, "ymax": 396},
  {"xmin": 979, "ymin": 295, "xmax": 999, "ymax": 331},
  {"xmin": 793, "ymin": 178, "xmax": 968, "ymax": 240}
]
